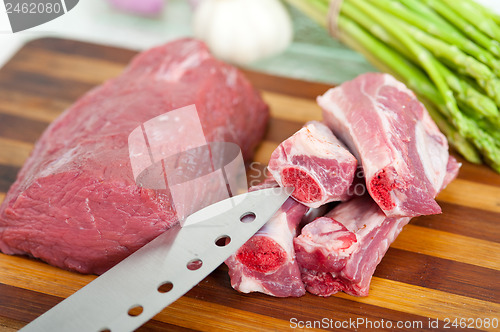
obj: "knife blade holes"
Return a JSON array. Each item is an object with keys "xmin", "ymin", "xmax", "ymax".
[
  {"xmin": 240, "ymin": 212, "xmax": 256, "ymax": 223},
  {"xmin": 215, "ymin": 235, "xmax": 231, "ymax": 247},
  {"xmin": 127, "ymin": 305, "xmax": 144, "ymax": 317},
  {"xmin": 187, "ymin": 258, "xmax": 203, "ymax": 270},
  {"xmin": 158, "ymin": 281, "xmax": 174, "ymax": 293}
]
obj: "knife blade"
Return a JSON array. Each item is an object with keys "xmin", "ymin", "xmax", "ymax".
[{"xmin": 20, "ymin": 186, "xmax": 292, "ymax": 332}]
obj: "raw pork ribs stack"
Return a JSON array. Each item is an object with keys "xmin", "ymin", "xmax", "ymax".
[{"xmin": 226, "ymin": 73, "xmax": 460, "ymax": 297}]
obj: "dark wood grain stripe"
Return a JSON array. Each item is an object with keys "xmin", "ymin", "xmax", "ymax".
[
  {"xmin": 0, "ymin": 165, "xmax": 19, "ymax": 193},
  {"xmin": 375, "ymin": 248, "xmax": 499, "ymax": 303},
  {"xmin": 0, "ymin": 283, "xmax": 198, "ymax": 332},
  {"xmin": 0, "ymin": 90, "xmax": 67, "ymax": 123},
  {"xmin": 9, "ymin": 47, "xmax": 125, "ymax": 87},
  {"xmin": 414, "ymin": 201, "xmax": 500, "ymax": 243},
  {"xmin": 0, "ymin": 114, "xmax": 48, "ymax": 144},
  {"xmin": 0, "ymin": 68, "xmax": 95, "ymax": 103},
  {"xmin": 453, "ymin": 154, "xmax": 500, "ymax": 186},
  {"xmin": 0, "ymin": 283, "xmax": 61, "ymax": 325},
  {"xmin": 23, "ymin": 38, "xmax": 136, "ymax": 66},
  {"xmin": 241, "ymin": 69, "xmax": 333, "ymax": 99},
  {"xmin": 265, "ymin": 117, "xmax": 303, "ymax": 143}
]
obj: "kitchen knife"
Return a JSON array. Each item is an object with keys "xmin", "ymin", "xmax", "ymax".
[{"xmin": 20, "ymin": 186, "xmax": 293, "ymax": 332}]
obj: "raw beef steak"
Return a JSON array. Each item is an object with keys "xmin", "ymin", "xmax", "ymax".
[
  {"xmin": 317, "ymin": 73, "xmax": 450, "ymax": 218},
  {"xmin": 225, "ymin": 182, "xmax": 308, "ymax": 297},
  {"xmin": 0, "ymin": 38, "xmax": 269, "ymax": 274},
  {"xmin": 267, "ymin": 121, "xmax": 357, "ymax": 208}
]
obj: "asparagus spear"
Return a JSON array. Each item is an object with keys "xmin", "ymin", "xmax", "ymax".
[
  {"xmin": 441, "ymin": 0, "xmax": 500, "ymax": 44},
  {"xmin": 342, "ymin": 1, "xmax": 499, "ymax": 119},
  {"xmin": 437, "ymin": 64, "xmax": 499, "ymax": 123},
  {"xmin": 461, "ymin": 0, "xmax": 500, "ymax": 26},
  {"xmin": 400, "ymin": 21, "xmax": 500, "ymax": 112},
  {"xmin": 376, "ymin": 0, "xmax": 462, "ymax": 42},
  {"xmin": 421, "ymin": 0, "xmax": 500, "ymax": 73},
  {"xmin": 459, "ymin": 101, "xmax": 500, "ymax": 143},
  {"xmin": 399, "ymin": 0, "xmax": 451, "ymax": 24}
]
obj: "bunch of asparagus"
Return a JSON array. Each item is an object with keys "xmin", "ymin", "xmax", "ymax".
[{"xmin": 286, "ymin": 0, "xmax": 500, "ymax": 173}]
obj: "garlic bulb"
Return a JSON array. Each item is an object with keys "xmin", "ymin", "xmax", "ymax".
[{"xmin": 192, "ymin": 0, "xmax": 293, "ymax": 65}]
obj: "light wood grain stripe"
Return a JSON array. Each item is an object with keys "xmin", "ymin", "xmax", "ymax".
[
  {"xmin": 337, "ymin": 278, "xmax": 500, "ymax": 331},
  {"xmin": 0, "ymin": 138, "xmax": 32, "ymax": 167},
  {"xmin": 0, "ymin": 255, "xmax": 308, "ymax": 332},
  {"xmin": 261, "ymin": 91, "xmax": 322, "ymax": 123},
  {"xmin": 0, "ymin": 316, "xmax": 24, "ymax": 332},
  {"xmin": 393, "ymin": 224, "xmax": 500, "ymax": 271},
  {"xmin": 9, "ymin": 48, "xmax": 124, "ymax": 86},
  {"xmin": 157, "ymin": 296, "xmax": 307, "ymax": 332},
  {"xmin": 0, "ymin": 255, "xmax": 91, "ymax": 298},
  {"xmin": 254, "ymin": 141, "xmax": 279, "ymax": 166},
  {"xmin": 438, "ymin": 179, "xmax": 500, "ymax": 213},
  {"xmin": 0, "ymin": 91, "xmax": 65, "ymax": 123}
]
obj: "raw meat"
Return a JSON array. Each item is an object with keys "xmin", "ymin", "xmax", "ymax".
[
  {"xmin": 317, "ymin": 73, "xmax": 450, "ymax": 218},
  {"xmin": 295, "ymin": 157, "xmax": 460, "ymax": 297},
  {"xmin": 0, "ymin": 38, "xmax": 269, "ymax": 274},
  {"xmin": 294, "ymin": 216, "xmax": 358, "ymax": 274},
  {"xmin": 267, "ymin": 121, "xmax": 357, "ymax": 208},
  {"xmin": 225, "ymin": 182, "xmax": 308, "ymax": 297},
  {"xmin": 296, "ymin": 195, "xmax": 410, "ymax": 297}
]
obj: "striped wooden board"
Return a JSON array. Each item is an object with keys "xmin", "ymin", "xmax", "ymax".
[{"xmin": 0, "ymin": 38, "xmax": 499, "ymax": 331}]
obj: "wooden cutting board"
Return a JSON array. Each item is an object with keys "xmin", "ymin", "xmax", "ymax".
[{"xmin": 0, "ymin": 38, "xmax": 499, "ymax": 332}]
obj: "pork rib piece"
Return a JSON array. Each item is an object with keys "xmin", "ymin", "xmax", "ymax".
[
  {"xmin": 296, "ymin": 195, "xmax": 409, "ymax": 297},
  {"xmin": 317, "ymin": 73, "xmax": 450, "ymax": 217},
  {"xmin": 225, "ymin": 183, "xmax": 308, "ymax": 297},
  {"xmin": 267, "ymin": 121, "xmax": 357, "ymax": 208},
  {"xmin": 0, "ymin": 38, "xmax": 269, "ymax": 274},
  {"xmin": 295, "ymin": 157, "xmax": 460, "ymax": 297}
]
